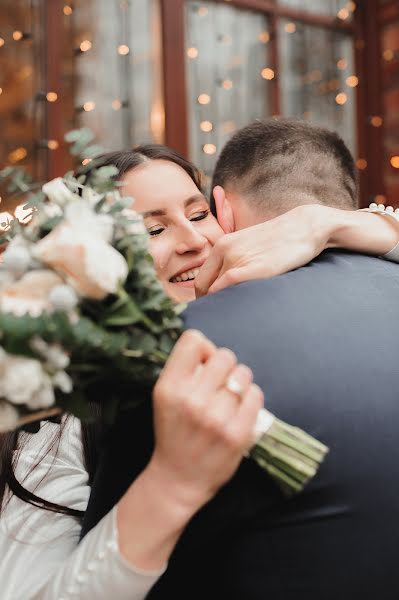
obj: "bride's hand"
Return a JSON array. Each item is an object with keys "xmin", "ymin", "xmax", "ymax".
[{"xmin": 195, "ymin": 203, "xmax": 399, "ymax": 297}]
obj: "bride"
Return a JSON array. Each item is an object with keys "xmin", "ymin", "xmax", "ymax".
[{"xmin": 0, "ymin": 143, "xmax": 398, "ymax": 599}]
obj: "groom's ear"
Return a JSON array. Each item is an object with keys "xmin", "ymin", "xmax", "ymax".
[{"xmin": 212, "ymin": 186, "xmax": 235, "ymax": 234}]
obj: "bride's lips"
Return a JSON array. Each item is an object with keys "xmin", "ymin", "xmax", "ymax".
[{"xmin": 169, "ymin": 260, "xmax": 206, "ymax": 285}]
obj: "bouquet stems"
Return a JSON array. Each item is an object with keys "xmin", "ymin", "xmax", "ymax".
[{"xmin": 250, "ymin": 409, "xmax": 329, "ymax": 496}]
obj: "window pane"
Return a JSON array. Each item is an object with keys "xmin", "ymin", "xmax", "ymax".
[
  {"xmin": 185, "ymin": 0, "xmax": 271, "ymax": 180},
  {"xmin": 277, "ymin": 0, "xmax": 354, "ymax": 19},
  {"xmin": 70, "ymin": 0, "xmax": 164, "ymax": 152},
  {"xmin": 279, "ymin": 20, "xmax": 356, "ymax": 154},
  {"xmin": 382, "ymin": 21, "xmax": 399, "ymax": 204}
]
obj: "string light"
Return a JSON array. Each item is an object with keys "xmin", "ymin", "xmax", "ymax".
[
  {"xmin": 356, "ymin": 158, "xmax": 367, "ymax": 170},
  {"xmin": 261, "ymin": 68, "xmax": 275, "ymax": 80},
  {"xmin": 390, "ymin": 156, "xmax": 399, "ymax": 169},
  {"xmin": 370, "ymin": 116, "xmax": 383, "ymax": 127},
  {"xmin": 198, "ymin": 93, "xmax": 211, "ymax": 105},
  {"xmin": 46, "ymin": 91, "xmax": 58, "ymax": 102},
  {"xmin": 383, "ymin": 49, "xmax": 394, "ymax": 61},
  {"xmin": 258, "ymin": 32, "xmax": 270, "ymax": 44},
  {"xmin": 80, "ymin": 40, "xmax": 92, "ymax": 52},
  {"xmin": 284, "ymin": 22, "xmax": 296, "ymax": 34},
  {"xmin": 222, "ymin": 79, "xmax": 233, "ymax": 90},
  {"xmin": 82, "ymin": 158, "xmax": 92, "ymax": 166},
  {"xmin": 337, "ymin": 58, "xmax": 347, "ymax": 70},
  {"xmin": 346, "ymin": 75, "xmax": 358, "ymax": 87},
  {"xmin": 47, "ymin": 140, "xmax": 59, "ymax": 150},
  {"xmin": 203, "ymin": 144, "xmax": 217, "ymax": 155},
  {"xmin": 83, "ymin": 101, "xmax": 96, "ymax": 112},
  {"xmin": 347, "ymin": 1, "xmax": 356, "ymax": 12},
  {"xmin": 112, "ymin": 99, "xmax": 122, "ymax": 110},
  {"xmin": 0, "ymin": 38, "xmax": 4, "ymax": 47},
  {"xmin": 0, "ymin": 88, "xmax": 2, "ymax": 95},
  {"xmin": 375, "ymin": 195, "xmax": 386, "ymax": 204},
  {"xmin": 337, "ymin": 7, "xmax": 350, "ymax": 20},
  {"xmin": 200, "ymin": 120, "xmax": 213, "ymax": 132},
  {"xmin": 187, "ymin": 47, "xmax": 199, "ymax": 59},
  {"xmin": 8, "ymin": 147, "xmax": 27, "ymax": 163},
  {"xmin": 118, "ymin": 44, "xmax": 130, "ymax": 55},
  {"xmin": 12, "ymin": 31, "xmax": 23, "ymax": 41},
  {"xmin": 63, "ymin": 5, "xmax": 73, "ymax": 15},
  {"xmin": 335, "ymin": 92, "xmax": 347, "ymax": 105}
]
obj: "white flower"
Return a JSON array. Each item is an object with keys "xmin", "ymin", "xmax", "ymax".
[
  {"xmin": 0, "ymin": 270, "xmax": 64, "ymax": 317},
  {"xmin": 41, "ymin": 202, "xmax": 63, "ymax": 220},
  {"xmin": 35, "ymin": 202, "xmax": 128, "ymax": 300},
  {"xmin": 2, "ymin": 245, "xmax": 31, "ymax": 274},
  {"xmin": 30, "ymin": 337, "xmax": 70, "ymax": 370},
  {"xmin": 49, "ymin": 284, "xmax": 79, "ymax": 312},
  {"xmin": 0, "ymin": 402, "xmax": 19, "ymax": 433},
  {"xmin": 82, "ymin": 186, "xmax": 103, "ymax": 208},
  {"xmin": 28, "ymin": 376, "xmax": 55, "ymax": 409},
  {"xmin": 42, "ymin": 178, "xmax": 79, "ymax": 206},
  {"xmin": 0, "ymin": 354, "xmax": 50, "ymax": 407},
  {"xmin": 52, "ymin": 371, "xmax": 73, "ymax": 394}
]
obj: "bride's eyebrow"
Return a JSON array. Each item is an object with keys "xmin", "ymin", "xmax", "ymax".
[{"xmin": 142, "ymin": 194, "xmax": 207, "ymax": 218}]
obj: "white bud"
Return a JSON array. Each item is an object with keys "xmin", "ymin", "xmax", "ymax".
[
  {"xmin": 3, "ymin": 246, "xmax": 31, "ymax": 274},
  {"xmin": 53, "ymin": 371, "xmax": 73, "ymax": 394},
  {"xmin": 0, "ymin": 402, "xmax": 19, "ymax": 433},
  {"xmin": 49, "ymin": 284, "xmax": 79, "ymax": 311}
]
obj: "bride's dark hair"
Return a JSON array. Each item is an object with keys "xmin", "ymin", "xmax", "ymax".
[{"xmin": 0, "ymin": 144, "xmax": 202, "ymax": 517}]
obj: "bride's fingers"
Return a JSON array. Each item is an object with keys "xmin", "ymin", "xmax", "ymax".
[
  {"xmin": 203, "ymin": 364, "xmax": 253, "ymax": 426},
  {"xmin": 193, "ymin": 347, "xmax": 237, "ymax": 401},
  {"xmin": 159, "ymin": 330, "xmax": 216, "ymax": 382},
  {"xmin": 227, "ymin": 384, "xmax": 264, "ymax": 450}
]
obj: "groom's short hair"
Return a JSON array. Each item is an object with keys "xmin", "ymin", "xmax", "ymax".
[{"xmin": 210, "ymin": 118, "xmax": 358, "ymax": 216}]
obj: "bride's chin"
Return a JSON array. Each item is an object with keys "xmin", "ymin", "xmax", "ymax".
[{"xmin": 164, "ymin": 281, "xmax": 196, "ymax": 303}]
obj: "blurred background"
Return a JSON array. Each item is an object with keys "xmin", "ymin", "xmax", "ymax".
[{"xmin": 0, "ymin": 0, "xmax": 398, "ymax": 222}]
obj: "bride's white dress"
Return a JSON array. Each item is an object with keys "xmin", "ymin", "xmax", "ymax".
[{"xmin": 0, "ymin": 417, "xmax": 164, "ymax": 599}]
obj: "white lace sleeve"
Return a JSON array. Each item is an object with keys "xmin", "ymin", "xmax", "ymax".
[{"xmin": 0, "ymin": 417, "xmax": 164, "ymax": 600}]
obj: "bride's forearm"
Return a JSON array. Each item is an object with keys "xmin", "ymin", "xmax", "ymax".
[{"xmin": 325, "ymin": 207, "xmax": 399, "ymax": 256}]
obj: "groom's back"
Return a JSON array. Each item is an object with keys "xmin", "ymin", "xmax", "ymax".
[{"xmin": 150, "ymin": 250, "xmax": 399, "ymax": 599}]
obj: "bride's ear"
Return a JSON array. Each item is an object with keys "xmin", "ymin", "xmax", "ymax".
[{"xmin": 212, "ymin": 186, "xmax": 235, "ymax": 234}]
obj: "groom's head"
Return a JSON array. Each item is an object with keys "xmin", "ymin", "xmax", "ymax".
[{"xmin": 210, "ymin": 118, "xmax": 358, "ymax": 232}]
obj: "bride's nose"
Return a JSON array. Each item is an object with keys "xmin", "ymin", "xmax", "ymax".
[{"xmin": 175, "ymin": 221, "xmax": 208, "ymax": 254}]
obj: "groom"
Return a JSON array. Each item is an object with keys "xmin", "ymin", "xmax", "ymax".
[{"xmin": 82, "ymin": 119, "xmax": 399, "ymax": 599}]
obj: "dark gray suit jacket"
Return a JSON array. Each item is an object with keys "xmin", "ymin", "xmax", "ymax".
[{"xmin": 82, "ymin": 251, "xmax": 399, "ymax": 599}]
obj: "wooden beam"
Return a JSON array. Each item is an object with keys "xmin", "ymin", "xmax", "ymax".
[{"xmin": 160, "ymin": 0, "xmax": 189, "ymax": 157}]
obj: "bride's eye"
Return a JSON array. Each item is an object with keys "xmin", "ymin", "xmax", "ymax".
[
  {"xmin": 148, "ymin": 227, "xmax": 165, "ymax": 237},
  {"xmin": 190, "ymin": 210, "xmax": 210, "ymax": 222}
]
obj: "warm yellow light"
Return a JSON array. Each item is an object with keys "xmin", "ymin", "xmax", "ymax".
[
  {"xmin": 337, "ymin": 7, "xmax": 350, "ymax": 20},
  {"xmin": 222, "ymin": 79, "xmax": 233, "ymax": 90},
  {"xmin": 375, "ymin": 195, "xmax": 386, "ymax": 204},
  {"xmin": 0, "ymin": 88, "xmax": 2, "ymax": 95},
  {"xmin": 258, "ymin": 31, "xmax": 270, "ymax": 44},
  {"xmin": 0, "ymin": 38, "xmax": 5, "ymax": 47},
  {"xmin": 83, "ymin": 101, "xmax": 96, "ymax": 112},
  {"xmin": 203, "ymin": 144, "xmax": 217, "ymax": 155},
  {"xmin": 47, "ymin": 140, "xmax": 59, "ymax": 150},
  {"xmin": 390, "ymin": 156, "xmax": 399, "ymax": 169},
  {"xmin": 370, "ymin": 116, "xmax": 383, "ymax": 127},
  {"xmin": 284, "ymin": 22, "xmax": 296, "ymax": 34},
  {"xmin": 383, "ymin": 49, "xmax": 394, "ymax": 61},
  {"xmin": 63, "ymin": 5, "xmax": 73, "ymax": 15},
  {"xmin": 347, "ymin": 1, "xmax": 356, "ymax": 12},
  {"xmin": 198, "ymin": 6, "xmax": 208, "ymax": 16},
  {"xmin": 187, "ymin": 47, "xmax": 199, "ymax": 59},
  {"xmin": 82, "ymin": 158, "xmax": 92, "ymax": 166},
  {"xmin": 198, "ymin": 93, "xmax": 211, "ymax": 105},
  {"xmin": 337, "ymin": 58, "xmax": 347, "ymax": 70},
  {"xmin": 261, "ymin": 67, "xmax": 275, "ymax": 80},
  {"xmin": 346, "ymin": 75, "xmax": 358, "ymax": 87},
  {"xmin": 335, "ymin": 92, "xmax": 347, "ymax": 105},
  {"xmin": 8, "ymin": 147, "xmax": 27, "ymax": 163},
  {"xmin": 80, "ymin": 40, "xmax": 92, "ymax": 52},
  {"xmin": 118, "ymin": 44, "xmax": 130, "ymax": 55},
  {"xmin": 13, "ymin": 31, "xmax": 23, "ymax": 41},
  {"xmin": 46, "ymin": 91, "xmax": 58, "ymax": 102},
  {"xmin": 200, "ymin": 120, "xmax": 213, "ymax": 132},
  {"xmin": 356, "ymin": 158, "xmax": 367, "ymax": 170},
  {"xmin": 112, "ymin": 99, "xmax": 122, "ymax": 110}
]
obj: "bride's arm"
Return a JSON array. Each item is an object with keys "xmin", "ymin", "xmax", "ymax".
[{"xmin": 195, "ymin": 204, "xmax": 399, "ymax": 296}]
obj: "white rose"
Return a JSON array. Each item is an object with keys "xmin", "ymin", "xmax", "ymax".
[
  {"xmin": 42, "ymin": 178, "xmax": 79, "ymax": 206},
  {"xmin": 0, "ymin": 355, "xmax": 46, "ymax": 406},
  {"xmin": 0, "ymin": 270, "xmax": 64, "ymax": 316},
  {"xmin": 0, "ymin": 402, "xmax": 19, "ymax": 433},
  {"xmin": 35, "ymin": 208, "xmax": 128, "ymax": 300}
]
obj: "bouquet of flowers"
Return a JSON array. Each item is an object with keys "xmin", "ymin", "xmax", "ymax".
[{"xmin": 0, "ymin": 130, "xmax": 328, "ymax": 496}]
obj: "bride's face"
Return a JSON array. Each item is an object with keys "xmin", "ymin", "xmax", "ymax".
[{"xmin": 121, "ymin": 160, "xmax": 223, "ymax": 303}]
